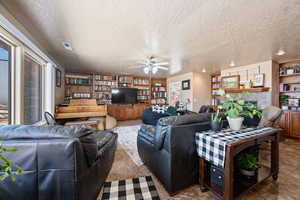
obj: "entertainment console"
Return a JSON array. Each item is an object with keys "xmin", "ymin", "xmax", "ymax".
[{"xmin": 107, "ymin": 103, "xmax": 150, "ymax": 121}]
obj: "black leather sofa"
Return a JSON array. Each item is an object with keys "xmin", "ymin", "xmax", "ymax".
[
  {"xmin": 137, "ymin": 113, "xmax": 211, "ymax": 194},
  {"xmin": 0, "ymin": 125, "xmax": 117, "ymax": 200}
]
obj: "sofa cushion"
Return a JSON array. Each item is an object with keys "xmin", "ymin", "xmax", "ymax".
[
  {"xmin": 138, "ymin": 124, "xmax": 156, "ymax": 144},
  {"xmin": 81, "ymin": 130, "xmax": 117, "ymax": 166},
  {"xmin": 259, "ymin": 106, "xmax": 283, "ymax": 127},
  {"xmin": 158, "ymin": 113, "xmax": 211, "ymax": 126},
  {"xmin": 142, "ymin": 108, "xmax": 169, "ymax": 125}
]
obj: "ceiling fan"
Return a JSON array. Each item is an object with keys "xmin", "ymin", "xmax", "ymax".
[{"xmin": 128, "ymin": 56, "xmax": 169, "ymax": 75}]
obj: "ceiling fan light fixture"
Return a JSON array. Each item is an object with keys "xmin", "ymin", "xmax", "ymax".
[
  {"xmin": 152, "ymin": 66, "xmax": 158, "ymax": 74},
  {"xmin": 144, "ymin": 67, "xmax": 150, "ymax": 74}
]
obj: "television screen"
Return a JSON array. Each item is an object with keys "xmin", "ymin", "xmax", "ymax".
[{"xmin": 111, "ymin": 88, "xmax": 138, "ymax": 104}]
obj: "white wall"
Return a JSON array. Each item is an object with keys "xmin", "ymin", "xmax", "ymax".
[{"xmin": 168, "ymin": 72, "xmax": 210, "ymax": 112}]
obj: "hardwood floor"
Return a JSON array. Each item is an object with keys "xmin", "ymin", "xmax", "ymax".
[{"xmin": 98, "ymin": 131, "xmax": 300, "ymax": 199}]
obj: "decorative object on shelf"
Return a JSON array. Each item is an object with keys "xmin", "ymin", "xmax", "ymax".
[
  {"xmin": 288, "ymin": 98, "xmax": 299, "ymax": 107},
  {"xmin": 221, "ymin": 75, "xmax": 240, "ymax": 89},
  {"xmin": 252, "ymin": 74, "xmax": 264, "ymax": 88},
  {"xmin": 181, "ymin": 79, "xmax": 190, "ymax": 90},
  {"xmin": 55, "ymin": 68, "xmax": 62, "ymax": 87},
  {"xmin": 286, "ymin": 67, "xmax": 294, "ymax": 75},
  {"xmin": 279, "ymin": 66, "xmax": 286, "ymax": 75},
  {"xmin": 279, "ymin": 95, "xmax": 289, "ymax": 110},
  {"xmin": 211, "ymin": 109, "xmax": 222, "ymax": 131}
]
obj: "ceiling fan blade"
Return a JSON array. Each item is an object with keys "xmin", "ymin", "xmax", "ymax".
[
  {"xmin": 153, "ymin": 62, "xmax": 169, "ymax": 66},
  {"xmin": 157, "ymin": 66, "xmax": 169, "ymax": 70},
  {"xmin": 128, "ymin": 65, "xmax": 144, "ymax": 69}
]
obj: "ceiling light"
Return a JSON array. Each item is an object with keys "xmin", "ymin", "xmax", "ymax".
[
  {"xmin": 202, "ymin": 68, "xmax": 206, "ymax": 73},
  {"xmin": 152, "ymin": 67, "xmax": 158, "ymax": 74},
  {"xmin": 144, "ymin": 67, "xmax": 150, "ymax": 74},
  {"xmin": 230, "ymin": 61, "xmax": 235, "ymax": 67},
  {"xmin": 62, "ymin": 42, "xmax": 72, "ymax": 51},
  {"xmin": 276, "ymin": 49, "xmax": 285, "ymax": 56}
]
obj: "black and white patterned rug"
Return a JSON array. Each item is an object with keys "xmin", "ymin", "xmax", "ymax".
[{"xmin": 102, "ymin": 176, "xmax": 160, "ymax": 200}]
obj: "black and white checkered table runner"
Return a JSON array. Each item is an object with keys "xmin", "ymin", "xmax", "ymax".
[{"xmin": 195, "ymin": 127, "xmax": 274, "ymax": 168}]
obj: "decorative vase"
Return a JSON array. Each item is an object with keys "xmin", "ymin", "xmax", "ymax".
[
  {"xmin": 243, "ymin": 116, "xmax": 260, "ymax": 127},
  {"xmin": 210, "ymin": 121, "xmax": 222, "ymax": 132},
  {"xmin": 227, "ymin": 117, "xmax": 244, "ymax": 131}
]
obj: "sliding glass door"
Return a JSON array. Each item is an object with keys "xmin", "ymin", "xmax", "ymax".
[
  {"xmin": 23, "ymin": 54, "xmax": 43, "ymax": 124},
  {"xmin": 0, "ymin": 39, "xmax": 11, "ymax": 125}
]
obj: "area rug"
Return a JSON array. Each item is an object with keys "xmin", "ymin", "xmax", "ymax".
[
  {"xmin": 113, "ymin": 125, "xmax": 144, "ymax": 166},
  {"xmin": 102, "ymin": 176, "xmax": 160, "ymax": 200}
]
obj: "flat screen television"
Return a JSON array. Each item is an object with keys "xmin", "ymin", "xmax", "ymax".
[{"xmin": 111, "ymin": 88, "xmax": 138, "ymax": 104}]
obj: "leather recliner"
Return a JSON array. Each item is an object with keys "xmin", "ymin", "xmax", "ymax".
[
  {"xmin": 137, "ymin": 113, "xmax": 211, "ymax": 194},
  {"xmin": 0, "ymin": 125, "xmax": 117, "ymax": 200}
]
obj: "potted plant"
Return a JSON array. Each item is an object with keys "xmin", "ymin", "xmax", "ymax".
[
  {"xmin": 211, "ymin": 109, "xmax": 222, "ymax": 131},
  {"xmin": 0, "ymin": 139, "xmax": 23, "ymax": 181},
  {"xmin": 237, "ymin": 152, "xmax": 260, "ymax": 177},
  {"xmin": 280, "ymin": 95, "xmax": 289, "ymax": 110},
  {"xmin": 243, "ymin": 103, "xmax": 262, "ymax": 127},
  {"xmin": 218, "ymin": 89, "xmax": 246, "ymax": 131}
]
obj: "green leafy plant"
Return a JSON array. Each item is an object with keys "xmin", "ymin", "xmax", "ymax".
[
  {"xmin": 218, "ymin": 89, "xmax": 246, "ymax": 118},
  {"xmin": 217, "ymin": 89, "xmax": 261, "ymax": 119},
  {"xmin": 211, "ymin": 109, "xmax": 222, "ymax": 123},
  {"xmin": 244, "ymin": 103, "xmax": 262, "ymax": 119},
  {"xmin": 237, "ymin": 153, "xmax": 260, "ymax": 170},
  {"xmin": 279, "ymin": 95, "xmax": 289, "ymax": 106},
  {"xmin": 0, "ymin": 139, "xmax": 23, "ymax": 181}
]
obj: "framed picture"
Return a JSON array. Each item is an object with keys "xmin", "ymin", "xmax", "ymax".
[
  {"xmin": 55, "ymin": 68, "xmax": 61, "ymax": 88},
  {"xmin": 221, "ymin": 75, "xmax": 240, "ymax": 89},
  {"xmin": 182, "ymin": 79, "xmax": 190, "ymax": 90},
  {"xmin": 252, "ymin": 74, "xmax": 264, "ymax": 87},
  {"xmin": 288, "ymin": 98, "xmax": 299, "ymax": 107}
]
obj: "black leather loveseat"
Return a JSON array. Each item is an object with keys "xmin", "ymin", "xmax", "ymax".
[
  {"xmin": 0, "ymin": 125, "xmax": 117, "ymax": 200},
  {"xmin": 137, "ymin": 113, "xmax": 211, "ymax": 194}
]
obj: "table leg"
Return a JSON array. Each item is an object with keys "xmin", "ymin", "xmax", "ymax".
[
  {"xmin": 223, "ymin": 146, "xmax": 234, "ymax": 200},
  {"xmin": 271, "ymin": 133, "xmax": 279, "ymax": 181},
  {"xmin": 199, "ymin": 158, "xmax": 208, "ymax": 192}
]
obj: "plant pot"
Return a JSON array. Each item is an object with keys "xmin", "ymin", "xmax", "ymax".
[
  {"xmin": 281, "ymin": 105, "xmax": 289, "ymax": 111},
  {"xmin": 227, "ymin": 117, "xmax": 244, "ymax": 131},
  {"xmin": 210, "ymin": 121, "xmax": 222, "ymax": 132},
  {"xmin": 239, "ymin": 168, "xmax": 256, "ymax": 177},
  {"xmin": 243, "ymin": 116, "xmax": 261, "ymax": 127}
]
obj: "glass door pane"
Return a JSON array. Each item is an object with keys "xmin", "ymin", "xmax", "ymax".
[
  {"xmin": 0, "ymin": 40, "xmax": 11, "ymax": 125},
  {"xmin": 24, "ymin": 55, "xmax": 42, "ymax": 124}
]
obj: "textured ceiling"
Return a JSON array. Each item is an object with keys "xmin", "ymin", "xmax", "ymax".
[{"xmin": 1, "ymin": 0, "xmax": 300, "ymax": 77}]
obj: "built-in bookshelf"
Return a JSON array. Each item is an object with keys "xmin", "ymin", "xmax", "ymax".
[
  {"xmin": 151, "ymin": 79, "xmax": 167, "ymax": 105},
  {"xmin": 277, "ymin": 60, "xmax": 300, "ymax": 138},
  {"xmin": 210, "ymin": 72, "xmax": 221, "ymax": 106},
  {"xmin": 64, "ymin": 73, "xmax": 167, "ymax": 105},
  {"xmin": 134, "ymin": 77, "xmax": 151, "ymax": 104}
]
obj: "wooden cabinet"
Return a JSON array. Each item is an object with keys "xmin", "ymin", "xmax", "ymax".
[
  {"xmin": 279, "ymin": 111, "xmax": 300, "ymax": 138},
  {"xmin": 289, "ymin": 112, "xmax": 300, "ymax": 138},
  {"xmin": 108, "ymin": 104, "xmax": 150, "ymax": 121}
]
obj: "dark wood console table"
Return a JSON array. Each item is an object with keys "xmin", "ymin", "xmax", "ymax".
[{"xmin": 196, "ymin": 128, "xmax": 280, "ymax": 200}]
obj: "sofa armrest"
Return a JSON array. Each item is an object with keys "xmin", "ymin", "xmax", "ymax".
[{"xmin": 0, "ymin": 138, "xmax": 85, "ymax": 200}]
